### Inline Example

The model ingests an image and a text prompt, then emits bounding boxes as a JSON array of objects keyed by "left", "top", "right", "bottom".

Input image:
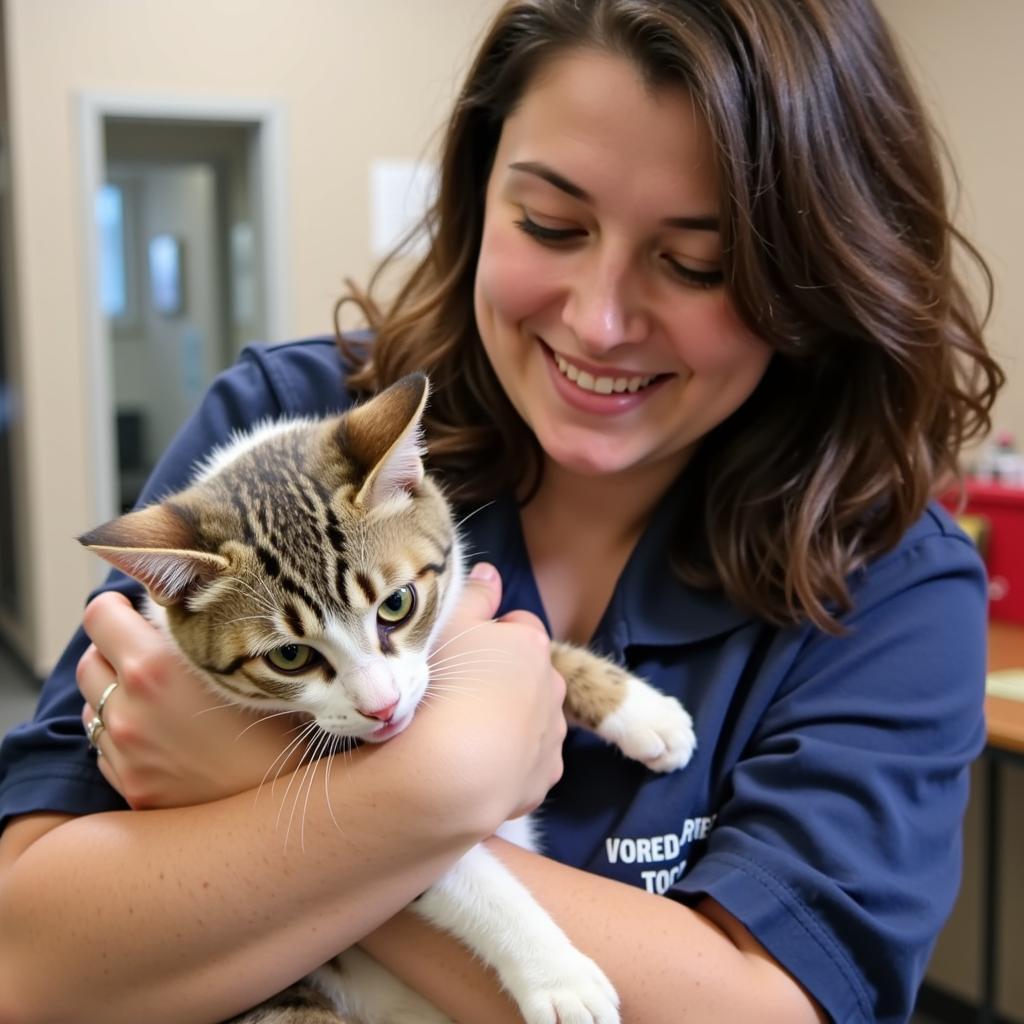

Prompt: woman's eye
[
  {"left": 662, "top": 253, "right": 724, "bottom": 289},
  {"left": 265, "top": 644, "right": 316, "bottom": 673},
  {"left": 377, "top": 585, "right": 416, "bottom": 626},
  {"left": 514, "top": 211, "right": 585, "bottom": 244}
]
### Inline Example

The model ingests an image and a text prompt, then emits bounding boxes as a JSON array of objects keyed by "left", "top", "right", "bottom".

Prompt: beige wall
[
  {"left": 879, "top": 0, "right": 1023, "bottom": 447},
  {"left": 1, "top": 0, "right": 499, "bottom": 674},
  {"left": 6, "top": 0, "right": 1017, "bottom": 676},
  {"left": 877, "top": 3, "right": 1024, "bottom": 1014}
]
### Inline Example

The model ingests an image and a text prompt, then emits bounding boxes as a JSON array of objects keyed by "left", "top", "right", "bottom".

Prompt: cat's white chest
[{"left": 494, "top": 814, "right": 539, "bottom": 853}]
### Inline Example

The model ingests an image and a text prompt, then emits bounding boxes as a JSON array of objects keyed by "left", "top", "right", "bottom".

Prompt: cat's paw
[
  {"left": 506, "top": 949, "right": 620, "bottom": 1024},
  {"left": 597, "top": 684, "right": 696, "bottom": 773}
]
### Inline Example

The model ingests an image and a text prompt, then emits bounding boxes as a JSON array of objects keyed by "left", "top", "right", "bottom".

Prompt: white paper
[{"left": 370, "top": 159, "right": 436, "bottom": 259}]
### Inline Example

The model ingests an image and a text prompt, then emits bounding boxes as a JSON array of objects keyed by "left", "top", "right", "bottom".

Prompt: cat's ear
[
  {"left": 78, "top": 503, "right": 229, "bottom": 607},
  {"left": 343, "top": 374, "right": 430, "bottom": 510}
]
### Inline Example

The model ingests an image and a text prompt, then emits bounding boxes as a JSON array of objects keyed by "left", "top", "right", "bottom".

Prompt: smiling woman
[
  {"left": 474, "top": 51, "right": 771, "bottom": 486},
  {"left": 0, "top": 2, "right": 1006, "bottom": 1023},
  {"left": 344, "top": 0, "right": 1001, "bottom": 634}
]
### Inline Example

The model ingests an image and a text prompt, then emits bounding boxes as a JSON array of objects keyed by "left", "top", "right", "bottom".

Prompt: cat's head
[{"left": 79, "top": 374, "right": 463, "bottom": 743}]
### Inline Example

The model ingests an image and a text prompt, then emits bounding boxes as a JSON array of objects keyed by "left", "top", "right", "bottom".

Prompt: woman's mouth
[{"left": 551, "top": 352, "right": 661, "bottom": 395}]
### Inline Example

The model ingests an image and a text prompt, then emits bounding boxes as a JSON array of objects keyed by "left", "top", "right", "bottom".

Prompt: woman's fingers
[
  {"left": 76, "top": 591, "right": 309, "bottom": 809},
  {"left": 78, "top": 647, "right": 130, "bottom": 793},
  {"left": 81, "top": 591, "right": 165, "bottom": 679},
  {"left": 421, "top": 564, "right": 569, "bottom": 827},
  {"left": 82, "top": 700, "right": 126, "bottom": 792}
]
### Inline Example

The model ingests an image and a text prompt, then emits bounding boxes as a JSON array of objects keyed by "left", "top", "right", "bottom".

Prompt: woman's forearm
[
  {"left": 361, "top": 837, "right": 826, "bottom": 1023},
  {"left": 0, "top": 742, "right": 486, "bottom": 1024}
]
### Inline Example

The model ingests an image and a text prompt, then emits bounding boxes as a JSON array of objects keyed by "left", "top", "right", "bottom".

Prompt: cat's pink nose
[{"left": 362, "top": 699, "right": 400, "bottom": 723}]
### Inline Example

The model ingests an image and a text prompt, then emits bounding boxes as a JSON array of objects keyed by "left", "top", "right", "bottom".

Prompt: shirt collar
[
  {"left": 460, "top": 479, "right": 753, "bottom": 653},
  {"left": 612, "top": 475, "right": 753, "bottom": 648}
]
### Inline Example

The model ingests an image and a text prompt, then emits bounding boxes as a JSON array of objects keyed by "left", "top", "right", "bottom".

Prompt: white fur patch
[
  {"left": 597, "top": 683, "right": 697, "bottom": 773},
  {"left": 316, "top": 948, "right": 452, "bottom": 1024},
  {"left": 191, "top": 417, "right": 323, "bottom": 485},
  {"left": 414, "top": 845, "right": 620, "bottom": 1023}
]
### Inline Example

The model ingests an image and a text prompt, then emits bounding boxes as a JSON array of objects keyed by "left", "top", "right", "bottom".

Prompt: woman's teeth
[{"left": 553, "top": 353, "right": 657, "bottom": 394}]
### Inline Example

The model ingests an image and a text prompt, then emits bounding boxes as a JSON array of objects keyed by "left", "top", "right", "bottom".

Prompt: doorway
[{"left": 79, "top": 97, "right": 287, "bottom": 525}]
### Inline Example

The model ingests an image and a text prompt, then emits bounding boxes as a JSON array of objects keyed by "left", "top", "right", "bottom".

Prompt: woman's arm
[
  {"left": 361, "top": 837, "right": 826, "bottom": 1023},
  {"left": 0, "top": 754, "right": 476, "bottom": 1024},
  {"left": 0, "top": 574, "right": 567, "bottom": 1024}
]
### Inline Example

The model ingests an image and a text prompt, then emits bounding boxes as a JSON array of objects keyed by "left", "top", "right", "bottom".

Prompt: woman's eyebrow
[
  {"left": 663, "top": 214, "right": 719, "bottom": 232},
  {"left": 507, "top": 161, "right": 719, "bottom": 231},
  {"left": 509, "top": 160, "right": 589, "bottom": 200}
]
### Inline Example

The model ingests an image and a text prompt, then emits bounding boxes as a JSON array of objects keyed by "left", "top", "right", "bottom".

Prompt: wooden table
[
  {"left": 979, "top": 621, "right": 1024, "bottom": 1024},
  {"left": 986, "top": 621, "right": 1024, "bottom": 753}
]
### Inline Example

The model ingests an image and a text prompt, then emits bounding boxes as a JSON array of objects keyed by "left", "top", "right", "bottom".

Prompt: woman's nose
[{"left": 562, "top": 256, "right": 650, "bottom": 354}]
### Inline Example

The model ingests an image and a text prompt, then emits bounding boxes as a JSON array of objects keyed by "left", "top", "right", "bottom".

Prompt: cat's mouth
[{"left": 364, "top": 711, "right": 413, "bottom": 742}]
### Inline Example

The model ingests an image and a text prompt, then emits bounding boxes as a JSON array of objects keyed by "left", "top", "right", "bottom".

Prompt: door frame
[{"left": 76, "top": 93, "right": 288, "bottom": 527}]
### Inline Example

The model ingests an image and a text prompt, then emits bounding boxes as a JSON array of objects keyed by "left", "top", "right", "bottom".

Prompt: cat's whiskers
[
  {"left": 259, "top": 719, "right": 318, "bottom": 805},
  {"left": 234, "top": 570, "right": 278, "bottom": 608},
  {"left": 213, "top": 577, "right": 273, "bottom": 604},
  {"left": 429, "top": 657, "right": 515, "bottom": 674},
  {"left": 297, "top": 727, "right": 333, "bottom": 852},
  {"left": 427, "top": 621, "right": 494, "bottom": 661},
  {"left": 427, "top": 647, "right": 508, "bottom": 668},
  {"left": 264, "top": 723, "right": 317, "bottom": 802},
  {"left": 223, "top": 613, "right": 279, "bottom": 628},
  {"left": 323, "top": 735, "right": 347, "bottom": 835},
  {"left": 300, "top": 725, "right": 344, "bottom": 849},
  {"left": 254, "top": 569, "right": 281, "bottom": 610},
  {"left": 428, "top": 675, "right": 483, "bottom": 692},
  {"left": 428, "top": 666, "right": 516, "bottom": 689},
  {"left": 276, "top": 723, "right": 323, "bottom": 837},
  {"left": 233, "top": 707, "right": 302, "bottom": 741},
  {"left": 427, "top": 681, "right": 493, "bottom": 696},
  {"left": 454, "top": 500, "right": 495, "bottom": 532},
  {"left": 419, "top": 690, "right": 468, "bottom": 710},
  {"left": 215, "top": 576, "right": 279, "bottom": 616},
  {"left": 423, "top": 686, "right": 484, "bottom": 707},
  {"left": 426, "top": 682, "right": 484, "bottom": 699},
  {"left": 336, "top": 734, "right": 357, "bottom": 778},
  {"left": 190, "top": 700, "right": 241, "bottom": 719}
]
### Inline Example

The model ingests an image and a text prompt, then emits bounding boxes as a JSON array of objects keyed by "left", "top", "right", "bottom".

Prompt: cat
[{"left": 80, "top": 373, "right": 697, "bottom": 1024}]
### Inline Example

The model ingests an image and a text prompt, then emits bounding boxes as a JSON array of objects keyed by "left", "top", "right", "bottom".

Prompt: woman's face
[{"left": 474, "top": 49, "right": 773, "bottom": 484}]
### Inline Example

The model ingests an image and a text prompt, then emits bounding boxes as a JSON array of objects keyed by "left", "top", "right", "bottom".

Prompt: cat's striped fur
[{"left": 81, "top": 374, "right": 696, "bottom": 1024}]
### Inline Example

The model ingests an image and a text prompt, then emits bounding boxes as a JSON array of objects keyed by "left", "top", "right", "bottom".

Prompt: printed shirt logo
[{"left": 604, "top": 814, "right": 717, "bottom": 894}]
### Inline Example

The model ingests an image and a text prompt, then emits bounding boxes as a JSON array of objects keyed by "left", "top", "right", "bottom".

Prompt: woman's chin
[{"left": 538, "top": 436, "right": 641, "bottom": 479}]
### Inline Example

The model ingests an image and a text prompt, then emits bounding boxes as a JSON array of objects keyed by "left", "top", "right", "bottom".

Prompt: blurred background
[{"left": 0, "top": 1, "right": 1020, "bottom": 1020}]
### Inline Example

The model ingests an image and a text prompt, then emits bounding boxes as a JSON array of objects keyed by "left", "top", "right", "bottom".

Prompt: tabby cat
[{"left": 80, "top": 374, "right": 696, "bottom": 1024}]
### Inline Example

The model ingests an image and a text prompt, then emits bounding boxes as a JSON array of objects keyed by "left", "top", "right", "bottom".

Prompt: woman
[{"left": 0, "top": 1, "right": 1003, "bottom": 1021}]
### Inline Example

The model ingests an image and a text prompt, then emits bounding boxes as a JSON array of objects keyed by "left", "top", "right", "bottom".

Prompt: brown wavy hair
[{"left": 335, "top": 0, "right": 1003, "bottom": 631}]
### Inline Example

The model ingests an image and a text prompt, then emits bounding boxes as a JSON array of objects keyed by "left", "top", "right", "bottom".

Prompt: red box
[{"left": 941, "top": 482, "right": 1024, "bottom": 624}]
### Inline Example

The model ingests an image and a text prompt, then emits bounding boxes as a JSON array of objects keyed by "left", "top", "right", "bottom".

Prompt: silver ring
[
  {"left": 96, "top": 681, "right": 119, "bottom": 722},
  {"left": 86, "top": 716, "right": 106, "bottom": 748}
]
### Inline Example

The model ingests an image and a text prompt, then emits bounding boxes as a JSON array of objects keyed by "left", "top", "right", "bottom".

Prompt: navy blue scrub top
[{"left": 0, "top": 337, "right": 988, "bottom": 1023}]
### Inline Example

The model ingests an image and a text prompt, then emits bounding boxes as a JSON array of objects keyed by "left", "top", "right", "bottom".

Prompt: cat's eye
[
  {"left": 265, "top": 643, "right": 316, "bottom": 673},
  {"left": 377, "top": 585, "right": 416, "bottom": 626}
]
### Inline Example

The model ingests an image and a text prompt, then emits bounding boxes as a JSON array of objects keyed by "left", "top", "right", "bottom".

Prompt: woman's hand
[
  {"left": 77, "top": 592, "right": 303, "bottom": 809},
  {"left": 408, "top": 563, "right": 568, "bottom": 830},
  {"left": 77, "top": 564, "right": 566, "bottom": 826}
]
